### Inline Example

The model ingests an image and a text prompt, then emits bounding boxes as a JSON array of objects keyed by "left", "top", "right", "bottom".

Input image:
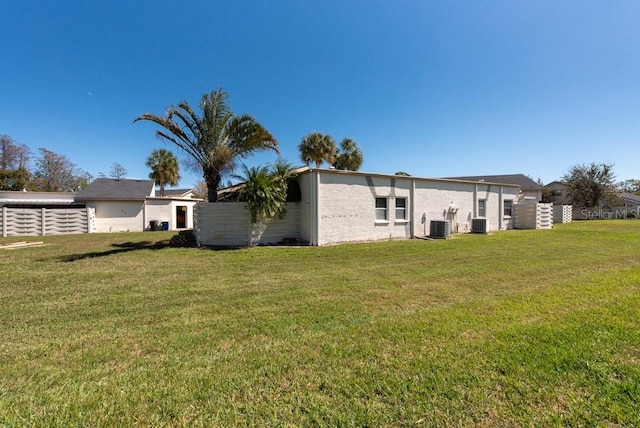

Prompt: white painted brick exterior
[
  {"left": 317, "top": 173, "right": 412, "bottom": 245},
  {"left": 195, "top": 202, "right": 300, "bottom": 246},
  {"left": 192, "top": 169, "right": 519, "bottom": 247},
  {"left": 312, "top": 170, "right": 518, "bottom": 245}
]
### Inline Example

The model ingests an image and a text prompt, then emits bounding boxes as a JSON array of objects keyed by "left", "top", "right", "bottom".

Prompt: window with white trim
[
  {"left": 375, "top": 197, "right": 388, "bottom": 221},
  {"left": 395, "top": 197, "right": 407, "bottom": 220},
  {"left": 503, "top": 200, "right": 513, "bottom": 217},
  {"left": 478, "top": 199, "right": 486, "bottom": 217}
]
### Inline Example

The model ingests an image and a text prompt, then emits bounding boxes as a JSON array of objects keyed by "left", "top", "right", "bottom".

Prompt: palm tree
[
  {"left": 298, "top": 131, "right": 336, "bottom": 168},
  {"left": 146, "top": 148, "right": 180, "bottom": 196},
  {"left": 134, "top": 88, "right": 278, "bottom": 202},
  {"left": 236, "top": 164, "right": 287, "bottom": 224},
  {"left": 333, "top": 138, "right": 363, "bottom": 171}
]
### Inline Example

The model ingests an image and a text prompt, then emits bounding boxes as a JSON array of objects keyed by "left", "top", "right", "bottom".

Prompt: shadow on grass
[
  {"left": 56, "top": 238, "right": 248, "bottom": 262},
  {"left": 58, "top": 240, "right": 172, "bottom": 262}
]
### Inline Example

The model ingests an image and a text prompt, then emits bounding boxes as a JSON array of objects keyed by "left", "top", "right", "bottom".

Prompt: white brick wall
[
  {"left": 313, "top": 171, "right": 519, "bottom": 245},
  {"left": 317, "top": 173, "right": 412, "bottom": 245},
  {"left": 195, "top": 202, "right": 300, "bottom": 246}
]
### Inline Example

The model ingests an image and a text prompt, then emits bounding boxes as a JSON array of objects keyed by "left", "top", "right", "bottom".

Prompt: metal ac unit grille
[
  {"left": 430, "top": 220, "right": 451, "bottom": 238},
  {"left": 471, "top": 218, "right": 487, "bottom": 233}
]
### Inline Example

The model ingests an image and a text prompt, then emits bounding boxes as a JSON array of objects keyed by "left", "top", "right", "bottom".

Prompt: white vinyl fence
[
  {"left": 194, "top": 202, "right": 300, "bottom": 246},
  {"left": 514, "top": 203, "right": 553, "bottom": 229},
  {"left": 553, "top": 205, "right": 573, "bottom": 223},
  {"left": 1, "top": 207, "right": 95, "bottom": 237}
]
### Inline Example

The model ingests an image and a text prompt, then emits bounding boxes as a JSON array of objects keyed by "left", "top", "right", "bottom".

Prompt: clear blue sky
[{"left": 2, "top": 1, "right": 639, "bottom": 188}]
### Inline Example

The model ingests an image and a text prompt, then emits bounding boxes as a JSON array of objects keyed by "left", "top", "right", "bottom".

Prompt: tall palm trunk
[{"left": 204, "top": 168, "right": 221, "bottom": 202}]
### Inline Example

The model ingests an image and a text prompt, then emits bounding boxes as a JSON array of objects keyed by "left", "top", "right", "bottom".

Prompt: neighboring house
[
  {"left": 445, "top": 174, "right": 544, "bottom": 202},
  {"left": 545, "top": 181, "right": 570, "bottom": 205},
  {"left": 75, "top": 178, "right": 202, "bottom": 232},
  {"left": 163, "top": 188, "right": 198, "bottom": 199},
  {"left": 196, "top": 168, "right": 520, "bottom": 246},
  {"left": 620, "top": 192, "right": 640, "bottom": 208},
  {"left": 545, "top": 181, "right": 640, "bottom": 208}
]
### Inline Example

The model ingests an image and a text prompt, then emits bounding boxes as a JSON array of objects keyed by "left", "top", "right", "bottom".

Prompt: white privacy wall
[
  {"left": 195, "top": 202, "right": 300, "bottom": 246},
  {"left": 1, "top": 207, "right": 94, "bottom": 237}
]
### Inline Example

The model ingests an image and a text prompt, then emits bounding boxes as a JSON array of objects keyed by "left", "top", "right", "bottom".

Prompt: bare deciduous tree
[
  {"left": 109, "top": 163, "right": 128, "bottom": 179},
  {"left": 32, "top": 148, "right": 91, "bottom": 192}
]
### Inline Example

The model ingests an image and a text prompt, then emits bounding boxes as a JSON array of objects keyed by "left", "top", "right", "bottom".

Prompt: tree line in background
[
  {"left": 0, "top": 134, "right": 181, "bottom": 195},
  {"left": 0, "top": 135, "right": 92, "bottom": 192}
]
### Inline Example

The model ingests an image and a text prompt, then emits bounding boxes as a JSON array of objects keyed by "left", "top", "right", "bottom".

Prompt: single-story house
[
  {"left": 196, "top": 168, "right": 520, "bottom": 246},
  {"left": 446, "top": 174, "right": 544, "bottom": 202},
  {"left": 75, "top": 178, "right": 203, "bottom": 233}
]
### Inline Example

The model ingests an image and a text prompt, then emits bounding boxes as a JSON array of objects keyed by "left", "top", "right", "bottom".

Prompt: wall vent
[
  {"left": 429, "top": 220, "right": 451, "bottom": 238},
  {"left": 471, "top": 218, "right": 487, "bottom": 233}
]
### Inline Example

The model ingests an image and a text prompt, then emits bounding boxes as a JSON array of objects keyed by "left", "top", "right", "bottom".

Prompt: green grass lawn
[{"left": 1, "top": 221, "right": 639, "bottom": 426}]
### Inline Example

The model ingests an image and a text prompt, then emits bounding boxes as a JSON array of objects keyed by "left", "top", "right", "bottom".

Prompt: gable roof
[
  {"left": 162, "top": 188, "right": 193, "bottom": 197},
  {"left": 545, "top": 180, "right": 569, "bottom": 188},
  {"left": 622, "top": 192, "right": 640, "bottom": 206},
  {"left": 444, "top": 174, "right": 543, "bottom": 190},
  {"left": 75, "top": 178, "right": 155, "bottom": 201}
]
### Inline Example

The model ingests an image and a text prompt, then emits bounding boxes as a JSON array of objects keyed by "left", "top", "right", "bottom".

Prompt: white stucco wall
[
  {"left": 145, "top": 199, "right": 199, "bottom": 230},
  {"left": 145, "top": 199, "right": 172, "bottom": 227},
  {"left": 85, "top": 198, "right": 200, "bottom": 233},
  {"left": 86, "top": 201, "right": 145, "bottom": 233}
]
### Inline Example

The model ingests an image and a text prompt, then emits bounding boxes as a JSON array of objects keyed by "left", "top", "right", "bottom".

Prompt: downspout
[
  {"left": 308, "top": 171, "right": 312, "bottom": 245},
  {"left": 473, "top": 184, "right": 478, "bottom": 218},
  {"left": 143, "top": 199, "right": 148, "bottom": 231},
  {"left": 410, "top": 178, "right": 416, "bottom": 238},
  {"left": 499, "top": 186, "right": 504, "bottom": 230},
  {"left": 2, "top": 206, "right": 6, "bottom": 237},
  {"left": 314, "top": 170, "right": 320, "bottom": 245}
]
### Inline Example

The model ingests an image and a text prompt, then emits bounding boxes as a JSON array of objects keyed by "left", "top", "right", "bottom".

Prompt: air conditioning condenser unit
[
  {"left": 430, "top": 220, "right": 451, "bottom": 238},
  {"left": 471, "top": 218, "right": 487, "bottom": 234}
]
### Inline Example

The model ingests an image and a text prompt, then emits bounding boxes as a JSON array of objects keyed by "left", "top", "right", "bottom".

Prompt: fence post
[
  {"left": 41, "top": 208, "right": 46, "bottom": 236},
  {"left": 2, "top": 206, "right": 6, "bottom": 237}
]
